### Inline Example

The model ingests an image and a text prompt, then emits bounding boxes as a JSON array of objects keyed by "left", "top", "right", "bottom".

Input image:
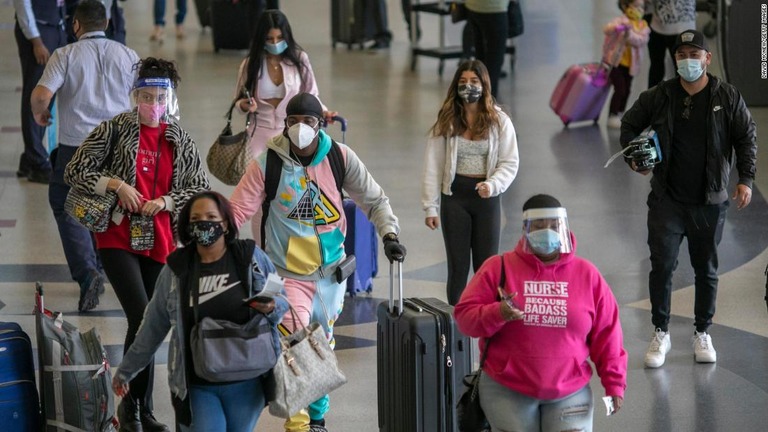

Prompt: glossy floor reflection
[{"left": 1, "top": 1, "right": 768, "bottom": 431}]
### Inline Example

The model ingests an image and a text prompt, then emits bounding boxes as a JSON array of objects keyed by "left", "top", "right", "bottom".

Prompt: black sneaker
[
  {"left": 78, "top": 271, "right": 104, "bottom": 312},
  {"left": 27, "top": 169, "right": 51, "bottom": 184}
]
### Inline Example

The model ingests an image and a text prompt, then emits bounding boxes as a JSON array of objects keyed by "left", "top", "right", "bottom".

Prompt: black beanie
[
  {"left": 286, "top": 92, "right": 323, "bottom": 119},
  {"left": 522, "top": 194, "right": 562, "bottom": 211}
]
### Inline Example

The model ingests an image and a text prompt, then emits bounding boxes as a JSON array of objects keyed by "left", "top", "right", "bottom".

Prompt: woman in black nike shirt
[{"left": 112, "top": 191, "right": 289, "bottom": 431}]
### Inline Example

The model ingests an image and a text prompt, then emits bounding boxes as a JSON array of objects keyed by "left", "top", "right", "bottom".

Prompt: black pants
[
  {"left": 609, "top": 65, "right": 632, "bottom": 115},
  {"left": 647, "top": 193, "right": 728, "bottom": 333},
  {"left": 441, "top": 175, "right": 501, "bottom": 305},
  {"left": 466, "top": 10, "right": 508, "bottom": 98},
  {"left": 647, "top": 29, "right": 677, "bottom": 88},
  {"left": 14, "top": 22, "right": 66, "bottom": 173},
  {"left": 100, "top": 248, "right": 165, "bottom": 408}
]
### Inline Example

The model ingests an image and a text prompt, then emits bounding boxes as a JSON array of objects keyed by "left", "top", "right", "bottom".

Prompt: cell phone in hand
[{"left": 242, "top": 86, "right": 252, "bottom": 104}]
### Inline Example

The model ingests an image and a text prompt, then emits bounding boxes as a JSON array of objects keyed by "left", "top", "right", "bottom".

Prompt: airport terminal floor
[{"left": 2, "top": 1, "right": 768, "bottom": 431}]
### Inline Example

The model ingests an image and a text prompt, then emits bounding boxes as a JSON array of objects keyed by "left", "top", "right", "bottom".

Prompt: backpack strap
[{"left": 259, "top": 141, "right": 346, "bottom": 249}]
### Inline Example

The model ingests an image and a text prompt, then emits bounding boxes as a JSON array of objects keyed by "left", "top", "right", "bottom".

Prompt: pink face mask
[{"left": 138, "top": 103, "right": 166, "bottom": 123}]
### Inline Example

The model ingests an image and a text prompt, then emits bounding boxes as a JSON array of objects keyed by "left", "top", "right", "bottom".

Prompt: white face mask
[{"left": 287, "top": 123, "right": 318, "bottom": 150}]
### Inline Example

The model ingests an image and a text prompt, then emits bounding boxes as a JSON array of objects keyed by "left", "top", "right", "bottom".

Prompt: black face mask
[
  {"left": 458, "top": 84, "right": 483, "bottom": 103},
  {"left": 188, "top": 221, "right": 225, "bottom": 246}
]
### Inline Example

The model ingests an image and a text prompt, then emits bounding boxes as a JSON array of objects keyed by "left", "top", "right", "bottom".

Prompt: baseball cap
[
  {"left": 286, "top": 92, "right": 324, "bottom": 119},
  {"left": 673, "top": 29, "right": 709, "bottom": 52}
]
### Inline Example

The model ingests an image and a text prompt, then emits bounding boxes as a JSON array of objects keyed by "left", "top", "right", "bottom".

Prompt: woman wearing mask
[
  {"left": 65, "top": 57, "right": 209, "bottom": 432},
  {"left": 454, "top": 194, "right": 627, "bottom": 431},
  {"left": 421, "top": 60, "right": 519, "bottom": 305},
  {"left": 113, "top": 191, "right": 289, "bottom": 431},
  {"left": 232, "top": 9, "right": 336, "bottom": 241}
]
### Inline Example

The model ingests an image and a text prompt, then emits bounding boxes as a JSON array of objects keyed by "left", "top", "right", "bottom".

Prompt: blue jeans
[
  {"left": 49, "top": 145, "right": 100, "bottom": 289},
  {"left": 183, "top": 378, "right": 266, "bottom": 432},
  {"left": 480, "top": 373, "right": 594, "bottom": 432},
  {"left": 154, "top": 0, "right": 187, "bottom": 26}
]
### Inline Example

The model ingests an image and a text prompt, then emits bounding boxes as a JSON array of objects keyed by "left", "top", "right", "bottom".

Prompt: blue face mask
[
  {"left": 526, "top": 229, "right": 561, "bottom": 255},
  {"left": 676, "top": 58, "right": 705, "bottom": 82},
  {"left": 265, "top": 40, "right": 288, "bottom": 56}
]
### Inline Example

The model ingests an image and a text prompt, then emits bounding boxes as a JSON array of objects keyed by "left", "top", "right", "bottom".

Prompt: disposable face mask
[
  {"left": 676, "top": 58, "right": 705, "bottom": 82},
  {"left": 526, "top": 229, "right": 561, "bottom": 255},
  {"left": 287, "top": 123, "right": 319, "bottom": 150},
  {"left": 265, "top": 40, "right": 288, "bottom": 55},
  {"left": 138, "top": 103, "right": 165, "bottom": 123},
  {"left": 457, "top": 84, "right": 483, "bottom": 103},
  {"left": 189, "top": 221, "right": 225, "bottom": 247},
  {"left": 625, "top": 6, "right": 643, "bottom": 21}
]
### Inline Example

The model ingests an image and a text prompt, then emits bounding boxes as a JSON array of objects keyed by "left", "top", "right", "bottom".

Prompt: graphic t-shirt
[{"left": 187, "top": 252, "right": 250, "bottom": 384}]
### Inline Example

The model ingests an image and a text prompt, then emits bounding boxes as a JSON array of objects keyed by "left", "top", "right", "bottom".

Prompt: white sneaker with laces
[
  {"left": 644, "top": 329, "right": 671, "bottom": 368},
  {"left": 693, "top": 331, "right": 717, "bottom": 363}
]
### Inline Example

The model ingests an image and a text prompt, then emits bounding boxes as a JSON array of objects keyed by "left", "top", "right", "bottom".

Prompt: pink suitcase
[{"left": 549, "top": 62, "right": 611, "bottom": 127}]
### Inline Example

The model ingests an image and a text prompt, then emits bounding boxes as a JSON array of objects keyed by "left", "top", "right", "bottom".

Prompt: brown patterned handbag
[{"left": 206, "top": 99, "right": 254, "bottom": 186}]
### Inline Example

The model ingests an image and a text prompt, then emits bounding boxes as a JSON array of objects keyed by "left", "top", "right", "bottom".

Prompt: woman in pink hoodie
[{"left": 454, "top": 194, "right": 627, "bottom": 431}]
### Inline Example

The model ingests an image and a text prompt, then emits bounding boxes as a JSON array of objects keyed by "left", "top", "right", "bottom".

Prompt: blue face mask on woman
[
  {"left": 676, "top": 58, "right": 705, "bottom": 82},
  {"left": 526, "top": 229, "right": 561, "bottom": 255},
  {"left": 265, "top": 40, "right": 288, "bottom": 56}
]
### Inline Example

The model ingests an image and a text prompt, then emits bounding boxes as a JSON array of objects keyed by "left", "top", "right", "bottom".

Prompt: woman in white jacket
[{"left": 422, "top": 59, "right": 519, "bottom": 305}]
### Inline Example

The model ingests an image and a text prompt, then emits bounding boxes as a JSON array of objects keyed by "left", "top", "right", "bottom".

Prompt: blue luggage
[
  {"left": 0, "top": 322, "right": 40, "bottom": 432},
  {"left": 343, "top": 199, "right": 378, "bottom": 296}
]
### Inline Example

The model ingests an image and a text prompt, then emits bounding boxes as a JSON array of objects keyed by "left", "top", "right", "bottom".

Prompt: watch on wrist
[{"left": 383, "top": 233, "right": 399, "bottom": 243}]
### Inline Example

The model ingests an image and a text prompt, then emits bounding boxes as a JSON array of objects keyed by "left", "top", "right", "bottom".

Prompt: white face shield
[
  {"left": 521, "top": 207, "right": 573, "bottom": 256},
  {"left": 131, "top": 77, "right": 179, "bottom": 124}
]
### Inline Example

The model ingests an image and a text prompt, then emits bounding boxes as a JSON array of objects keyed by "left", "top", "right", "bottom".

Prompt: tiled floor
[{"left": 2, "top": 1, "right": 768, "bottom": 431}]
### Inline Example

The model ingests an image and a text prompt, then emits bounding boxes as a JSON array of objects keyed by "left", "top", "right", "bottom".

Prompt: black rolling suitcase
[
  {"left": 210, "top": 0, "right": 258, "bottom": 52},
  {"left": 331, "top": 0, "right": 376, "bottom": 49},
  {"left": 376, "top": 262, "right": 472, "bottom": 432},
  {"left": 193, "top": 0, "right": 211, "bottom": 29},
  {"left": 721, "top": 0, "right": 768, "bottom": 106}
]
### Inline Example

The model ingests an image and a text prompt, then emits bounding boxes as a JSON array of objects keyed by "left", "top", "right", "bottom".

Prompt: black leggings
[
  {"left": 466, "top": 10, "right": 508, "bottom": 98},
  {"left": 100, "top": 248, "right": 164, "bottom": 408},
  {"left": 441, "top": 175, "right": 501, "bottom": 305},
  {"left": 647, "top": 29, "right": 678, "bottom": 88}
]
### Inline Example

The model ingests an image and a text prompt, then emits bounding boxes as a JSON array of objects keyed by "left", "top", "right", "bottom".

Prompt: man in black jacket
[{"left": 620, "top": 29, "right": 757, "bottom": 369}]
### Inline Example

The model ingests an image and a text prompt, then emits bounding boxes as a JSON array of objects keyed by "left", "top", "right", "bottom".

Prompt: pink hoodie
[{"left": 454, "top": 233, "right": 627, "bottom": 400}]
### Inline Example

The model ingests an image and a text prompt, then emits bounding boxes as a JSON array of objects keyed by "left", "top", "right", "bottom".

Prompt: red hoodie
[{"left": 454, "top": 233, "right": 627, "bottom": 400}]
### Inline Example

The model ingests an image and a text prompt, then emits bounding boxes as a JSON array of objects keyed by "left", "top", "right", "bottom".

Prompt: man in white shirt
[{"left": 30, "top": 0, "right": 139, "bottom": 313}]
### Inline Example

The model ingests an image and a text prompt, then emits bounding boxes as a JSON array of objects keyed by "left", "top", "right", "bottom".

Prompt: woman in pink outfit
[
  {"left": 231, "top": 9, "right": 336, "bottom": 241},
  {"left": 454, "top": 194, "right": 627, "bottom": 432}
]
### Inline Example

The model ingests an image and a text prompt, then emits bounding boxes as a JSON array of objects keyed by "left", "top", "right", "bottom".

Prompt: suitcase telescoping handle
[
  {"left": 388, "top": 261, "right": 404, "bottom": 316},
  {"left": 323, "top": 115, "right": 347, "bottom": 142}
]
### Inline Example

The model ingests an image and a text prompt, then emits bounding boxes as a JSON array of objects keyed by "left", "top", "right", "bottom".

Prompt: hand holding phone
[{"left": 498, "top": 287, "right": 524, "bottom": 321}]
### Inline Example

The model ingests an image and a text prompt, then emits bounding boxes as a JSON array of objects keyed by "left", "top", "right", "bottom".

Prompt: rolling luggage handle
[
  {"left": 323, "top": 115, "right": 347, "bottom": 142},
  {"left": 388, "top": 261, "right": 404, "bottom": 316}
]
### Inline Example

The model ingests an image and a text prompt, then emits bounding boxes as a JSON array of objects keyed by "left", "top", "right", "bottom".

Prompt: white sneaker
[
  {"left": 693, "top": 331, "right": 717, "bottom": 363},
  {"left": 607, "top": 114, "right": 622, "bottom": 129},
  {"left": 644, "top": 329, "right": 671, "bottom": 368}
]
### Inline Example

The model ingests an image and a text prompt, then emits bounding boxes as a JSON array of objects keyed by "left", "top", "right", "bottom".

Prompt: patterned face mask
[
  {"left": 457, "top": 84, "right": 483, "bottom": 103},
  {"left": 188, "top": 221, "right": 225, "bottom": 246}
]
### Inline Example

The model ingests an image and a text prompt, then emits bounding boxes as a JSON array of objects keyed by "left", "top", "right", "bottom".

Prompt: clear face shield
[
  {"left": 522, "top": 207, "right": 573, "bottom": 256},
  {"left": 131, "top": 77, "right": 179, "bottom": 124}
]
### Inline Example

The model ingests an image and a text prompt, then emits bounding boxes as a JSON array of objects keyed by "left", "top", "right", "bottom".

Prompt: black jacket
[{"left": 620, "top": 74, "right": 757, "bottom": 205}]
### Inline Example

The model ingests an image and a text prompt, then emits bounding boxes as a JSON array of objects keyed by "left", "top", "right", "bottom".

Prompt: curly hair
[
  {"left": 135, "top": 57, "right": 181, "bottom": 88},
  {"left": 429, "top": 60, "right": 500, "bottom": 139},
  {"left": 243, "top": 9, "right": 306, "bottom": 95}
]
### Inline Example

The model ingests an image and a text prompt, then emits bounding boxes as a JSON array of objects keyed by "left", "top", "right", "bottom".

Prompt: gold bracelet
[{"left": 115, "top": 181, "right": 125, "bottom": 193}]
